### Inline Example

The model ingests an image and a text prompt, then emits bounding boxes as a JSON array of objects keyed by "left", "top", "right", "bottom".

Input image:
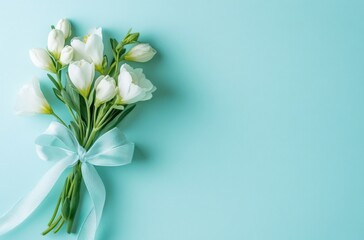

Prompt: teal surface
[{"left": 0, "top": 0, "right": 364, "bottom": 239}]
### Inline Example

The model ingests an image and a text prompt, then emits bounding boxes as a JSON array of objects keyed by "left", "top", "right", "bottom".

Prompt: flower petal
[
  {"left": 71, "top": 38, "right": 92, "bottom": 62},
  {"left": 85, "top": 34, "right": 104, "bottom": 66}
]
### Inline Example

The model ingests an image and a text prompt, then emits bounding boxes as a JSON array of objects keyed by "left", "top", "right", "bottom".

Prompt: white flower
[
  {"left": 59, "top": 46, "right": 74, "bottom": 65},
  {"left": 15, "top": 79, "right": 52, "bottom": 115},
  {"left": 48, "top": 29, "right": 65, "bottom": 59},
  {"left": 68, "top": 60, "right": 95, "bottom": 98},
  {"left": 71, "top": 28, "right": 104, "bottom": 70},
  {"left": 95, "top": 75, "right": 116, "bottom": 106},
  {"left": 56, "top": 18, "right": 72, "bottom": 39},
  {"left": 124, "top": 43, "right": 156, "bottom": 62},
  {"left": 117, "top": 64, "right": 156, "bottom": 104},
  {"left": 29, "top": 48, "right": 56, "bottom": 73}
]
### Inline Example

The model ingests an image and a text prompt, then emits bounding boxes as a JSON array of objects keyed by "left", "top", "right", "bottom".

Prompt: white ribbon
[{"left": 0, "top": 121, "right": 134, "bottom": 239}]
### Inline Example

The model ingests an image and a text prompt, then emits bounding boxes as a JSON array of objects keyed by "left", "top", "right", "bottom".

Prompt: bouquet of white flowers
[{"left": 0, "top": 18, "right": 157, "bottom": 240}]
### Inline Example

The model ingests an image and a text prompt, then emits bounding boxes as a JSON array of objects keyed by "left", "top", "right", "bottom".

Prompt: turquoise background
[{"left": 0, "top": 0, "right": 364, "bottom": 239}]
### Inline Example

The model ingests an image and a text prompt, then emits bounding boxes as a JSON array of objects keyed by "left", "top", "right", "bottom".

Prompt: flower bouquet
[{"left": 0, "top": 19, "right": 156, "bottom": 240}]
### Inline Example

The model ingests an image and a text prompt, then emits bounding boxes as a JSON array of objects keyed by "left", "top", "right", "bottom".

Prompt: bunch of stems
[{"left": 42, "top": 46, "right": 126, "bottom": 235}]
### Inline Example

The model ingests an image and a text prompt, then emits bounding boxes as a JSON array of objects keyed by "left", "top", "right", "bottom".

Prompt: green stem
[
  {"left": 55, "top": 68, "right": 80, "bottom": 124},
  {"left": 67, "top": 105, "right": 78, "bottom": 123},
  {"left": 84, "top": 128, "right": 98, "bottom": 150},
  {"left": 67, "top": 181, "right": 75, "bottom": 198},
  {"left": 66, "top": 162, "right": 82, "bottom": 233},
  {"left": 93, "top": 105, "right": 99, "bottom": 128},
  {"left": 107, "top": 44, "right": 125, "bottom": 78},
  {"left": 98, "top": 108, "right": 112, "bottom": 127},
  {"left": 84, "top": 104, "right": 117, "bottom": 149},
  {"left": 107, "top": 62, "right": 116, "bottom": 75},
  {"left": 94, "top": 104, "right": 105, "bottom": 126},
  {"left": 48, "top": 192, "right": 62, "bottom": 226},
  {"left": 56, "top": 69, "right": 63, "bottom": 89},
  {"left": 51, "top": 111, "right": 67, "bottom": 126},
  {"left": 67, "top": 219, "right": 74, "bottom": 233},
  {"left": 83, "top": 96, "right": 92, "bottom": 146},
  {"left": 112, "top": 51, "right": 120, "bottom": 79},
  {"left": 53, "top": 219, "right": 65, "bottom": 234},
  {"left": 97, "top": 101, "right": 118, "bottom": 127},
  {"left": 42, "top": 215, "right": 62, "bottom": 235}
]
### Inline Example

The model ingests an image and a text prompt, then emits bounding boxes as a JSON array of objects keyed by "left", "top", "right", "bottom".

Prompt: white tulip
[
  {"left": 68, "top": 60, "right": 95, "bottom": 98},
  {"left": 15, "top": 79, "right": 52, "bottom": 115},
  {"left": 71, "top": 28, "right": 104, "bottom": 70},
  {"left": 117, "top": 64, "right": 156, "bottom": 104},
  {"left": 124, "top": 43, "right": 156, "bottom": 62},
  {"left": 95, "top": 75, "right": 116, "bottom": 106},
  {"left": 56, "top": 18, "right": 72, "bottom": 39},
  {"left": 48, "top": 29, "right": 65, "bottom": 59},
  {"left": 59, "top": 46, "right": 74, "bottom": 65},
  {"left": 29, "top": 48, "right": 56, "bottom": 73}
]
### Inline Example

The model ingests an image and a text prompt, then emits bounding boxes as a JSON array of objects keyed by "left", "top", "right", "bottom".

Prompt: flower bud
[
  {"left": 122, "top": 32, "right": 139, "bottom": 45},
  {"left": 29, "top": 48, "right": 56, "bottom": 73},
  {"left": 48, "top": 29, "right": 65, "bottom": 59},
  {"left": 60, "top": 46, "right": 74, "bottom": 65},
  {"left": 15, "top": 79, "right": 52, "bottom": 115},
  {"left": 71, "top": 28, "right": 104, "bottom": 69},
  {"left": 124, "top": 43, "right": 156, "bottom": 62},
  {"left": 117, "top": 63, "right": 156, "bottom": 104},
  {"left": 95, "top": 75, "right": 116, "bottom": 106},
  {"left": 56, "top": 18, "right": 72, "bottom": 39},
  {"left": 68, "top": 60, "right": 95, "bottom": 98}
]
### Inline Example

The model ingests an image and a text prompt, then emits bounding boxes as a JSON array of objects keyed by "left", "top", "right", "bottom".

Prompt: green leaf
[
  {"left": 121, "top": 32, "right": 139, "bottom": 46},
  {"left": 100, "top": 110, "right": 120, "bottom": 133},
  {"left": 62, "top": 177, "right": 71, "bottom": 200},
  {"left": 61, "top": 197, "right": 71, "bottom": 220},
  {"left": 101, "top": 104, "right": 136, "bottom": 133},
  {"left": 112, "top": 49, "right": 117, "bottom": 61},
  {"left": 69, "top": 189, "right": 80, "bottom": 219},
  {"left": 87, "top": 90, "right": 95, "bottom": 106},
  {"left": 110, "top": 38, "right": 118, "bottom": 51},
  {"left": 69, "top": 173, "right": 81, "bottom": 218},
  {"left": 47, "top": 51, "right": 58, "bottom": 70},
  {"left": 69, "top": 121, "right": 80, "bottom": 142},
  {"left": 65, "top": 76, "right": 81, "bottom": 114},
  {"left": 118, "top": 48, "right": 126, "bottom": 60},
  {"left": 61, "top": 89, "right": 76, "bottom": 110},
  {"left": 113, "top": 104, "right": 125, "bottom": 110},
  {"left": 109, "top": 57, "right": 116, "bottom": 67},
  {"left": 79, "top": 100, "right": 88, "bottom": 123},
  {"left": 47, "top": 74, "right": 60, "bottom": 89},
  {"left": 118, "top": 104, "right": 136, "bottom": 122},
  {"left": 102, "top": 55, "right": 108, "bottom": 70},
  {"left": 115, "top": 43, "right": 124, "bottom": 52},
  {"left": 53, "top": 88, "right": 63, "bottom": 102},
  {"left": 78, "top": 119, "right": 86, "bottom": 141}
]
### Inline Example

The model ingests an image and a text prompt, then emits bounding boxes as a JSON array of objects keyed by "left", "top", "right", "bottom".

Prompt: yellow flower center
[
  {"left": 42, "top": 104, "right": 53, "bottom": 115},
  {"left": 83, "top": 35, "right": 90, "bottom": 43}
]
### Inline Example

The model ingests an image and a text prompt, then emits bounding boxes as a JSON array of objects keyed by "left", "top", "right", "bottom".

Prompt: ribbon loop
[
  {"left": 35, "top": 122, "right": 80, "bottom": 162},
  {"left": 85, "top": 127, "right": 135, "bottom": 166},
  {"left": 0, "top": 121, "right": 134, "bottom": 240}
]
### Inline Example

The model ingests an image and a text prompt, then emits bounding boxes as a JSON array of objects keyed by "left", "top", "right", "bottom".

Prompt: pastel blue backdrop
[{"left": 0, "top": 0, "right": 363, "bottom": 239}]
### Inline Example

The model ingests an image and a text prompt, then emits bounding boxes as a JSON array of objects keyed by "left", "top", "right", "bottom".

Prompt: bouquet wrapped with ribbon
[{"left": 0, "top": 19, "right": 157, "bottom": 240}]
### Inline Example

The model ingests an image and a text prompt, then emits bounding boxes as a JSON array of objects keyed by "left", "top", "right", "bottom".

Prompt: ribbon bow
[{"left": 0, "top": 121, "right": 134, "bottom": 239}]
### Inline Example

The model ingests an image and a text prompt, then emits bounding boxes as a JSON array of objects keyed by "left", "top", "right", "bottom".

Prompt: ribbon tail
[
  {"left": 78, "top": 163, "right": 106, "bottom": 240},
  {"left": 77, "top": 208, "right": 96, "bottom": 240},
  {"left": 0, "top": 158, "right": 74, "bottom": 234}
]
